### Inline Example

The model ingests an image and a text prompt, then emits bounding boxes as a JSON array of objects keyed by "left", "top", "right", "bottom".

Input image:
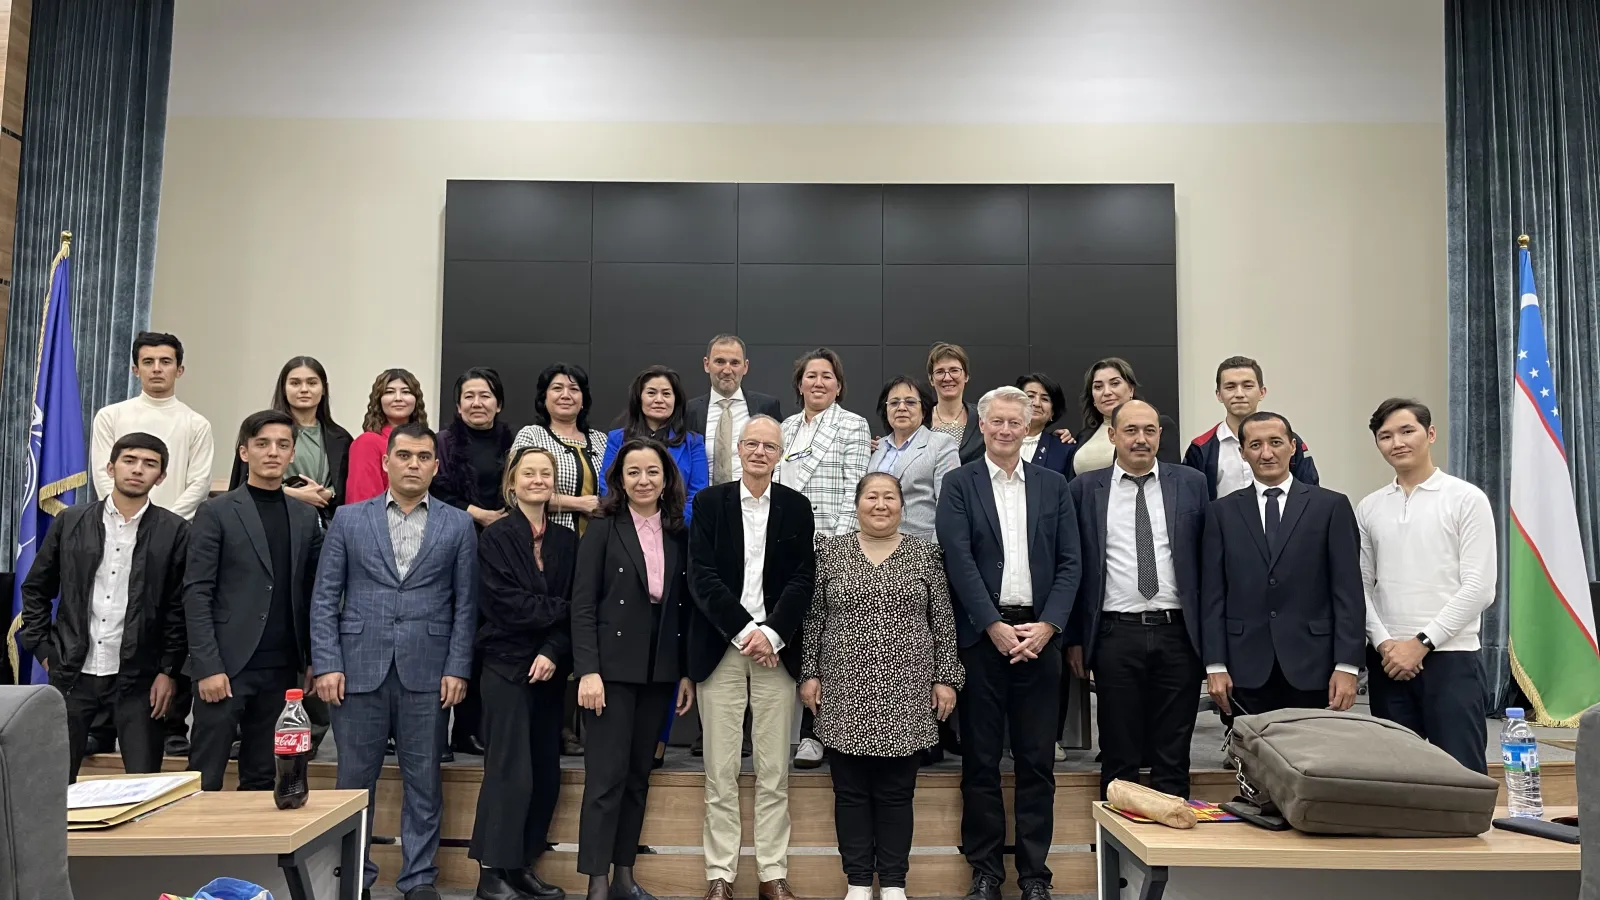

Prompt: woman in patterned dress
[{"left": 799, "top": 471, "right": 964, "bottom": 900}]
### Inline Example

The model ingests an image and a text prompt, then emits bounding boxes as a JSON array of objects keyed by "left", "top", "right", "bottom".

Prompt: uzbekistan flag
[{"left": 1508, "top": 239, "right": 1600, "bottom": 725}]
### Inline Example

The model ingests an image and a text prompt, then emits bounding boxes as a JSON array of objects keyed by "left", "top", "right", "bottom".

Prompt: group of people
[{"left": 19, "top": 331, "right": 1496, "bottom": 900}]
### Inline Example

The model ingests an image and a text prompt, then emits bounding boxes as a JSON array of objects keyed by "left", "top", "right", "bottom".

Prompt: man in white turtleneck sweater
[{"left": 91, "top": 332, "right": 215, "bottom": 520}]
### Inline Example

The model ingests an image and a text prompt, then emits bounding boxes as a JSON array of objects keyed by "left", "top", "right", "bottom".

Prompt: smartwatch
[{"left": 1416, "top": 632, "right": 1435, "bottom": 651}]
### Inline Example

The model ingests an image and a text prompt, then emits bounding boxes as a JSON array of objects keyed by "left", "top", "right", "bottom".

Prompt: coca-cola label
[{"left": 275, "top": 728, "right": 312, "bottom": 755}]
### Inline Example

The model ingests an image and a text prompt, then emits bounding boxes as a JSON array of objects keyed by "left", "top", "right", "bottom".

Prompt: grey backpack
[{"left": 1228, "top": 708, "right": 1499, "bottom": 837}]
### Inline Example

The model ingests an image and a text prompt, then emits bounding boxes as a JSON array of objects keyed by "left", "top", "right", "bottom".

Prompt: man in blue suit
[
  {"left": 1065, "top": 400, "right": 1208, "bottom": 799},
  {"left": 311, "top": 423, "right": 477, "bottom": 900},
  {"left": 936, "top": 386, "right": 1079, "bottom": 900}
]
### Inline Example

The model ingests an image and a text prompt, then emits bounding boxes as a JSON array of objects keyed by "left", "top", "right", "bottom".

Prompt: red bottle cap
[{"left": 286, "top": 689, "right": 304, "bottom": 702}]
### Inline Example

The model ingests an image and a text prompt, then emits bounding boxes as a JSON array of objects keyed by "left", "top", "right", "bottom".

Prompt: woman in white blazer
[
  {"left": 866, "top": 376, "right": 959, "bottom": 541},
  {"left": 777, "top": 348, "right": 872, "bottom": 537}
]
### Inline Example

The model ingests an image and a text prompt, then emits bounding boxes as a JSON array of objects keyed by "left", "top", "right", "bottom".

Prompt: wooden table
[
  {"left": 1092, "top": 802, "right": 1580, "bottom": 900},
  {"left": 69, "top": 789, "right": 368, "bottom": 900}
]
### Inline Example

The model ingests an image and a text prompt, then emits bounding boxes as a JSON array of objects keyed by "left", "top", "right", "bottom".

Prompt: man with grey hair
[
  {"left": 936, "top": 386, "right": 1080, "bottom": 900},
  {"left": 687, "top": 335, "right": 785, "bottom": 485},
  {"left": 687, "top": 414, "right": 817, "bottom": 900}
]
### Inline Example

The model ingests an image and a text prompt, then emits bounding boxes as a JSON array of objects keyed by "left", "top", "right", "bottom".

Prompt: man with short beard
[{"left": 22, "top": 433, "right": 189, "bottom": 782}]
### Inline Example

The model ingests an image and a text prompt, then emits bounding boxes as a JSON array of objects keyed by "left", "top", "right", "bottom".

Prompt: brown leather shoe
[
  {"left": 758, "top": 879, "right": 796, "bottom": 900},
  {"left": 704, "top": 879, "right": 734, "bottom": 900}
]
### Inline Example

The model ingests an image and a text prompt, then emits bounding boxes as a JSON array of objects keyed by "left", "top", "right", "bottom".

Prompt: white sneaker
[
  {"left": 1054, "top": 742, "right": 1067, "bottom": 762},
  {"left": 880, "top": 888, "right": 907, "bottom": 900},
  {"left": 794, "top": 737, "right": 825, "bottom": 769},
  {"left": 844, "top": 886, "right": 875, "bottom": 900}
]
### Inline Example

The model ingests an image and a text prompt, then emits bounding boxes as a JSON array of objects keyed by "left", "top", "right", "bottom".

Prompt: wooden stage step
[{"left": 81, "top": 756, "right": 1577, "bottom": 896}]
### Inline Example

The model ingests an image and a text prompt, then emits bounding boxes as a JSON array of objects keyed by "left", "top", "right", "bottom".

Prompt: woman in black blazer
[
  {"left": 469, "top": 446, "right": 577, "bottom": 900},
  {"left": 572, "top": 437, "right": 695, "bottom": 900},
  {"left": 228, "top": 355, "right": 353, "bottom": 525}
]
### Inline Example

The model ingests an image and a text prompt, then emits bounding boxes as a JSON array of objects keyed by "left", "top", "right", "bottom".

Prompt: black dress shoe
[
  {"left": 440, "top": 748, "right": 456, "bottom": 763},
  {"left": 406, "top": 884, "right": 444, "bottom": 900},
  {"left": 608, "top": 884, "right": 657, "bottom": 900},
  {"left": 453, "top": 735, "right": 487, "bottom": 756},
  {"left": 478, "top": 867, "right": 536, "bottom": 900},
  {"left": 507, "top": 867, "right": 566, "bottom": 900},
  {"left": 386, "top": 737, "right": 397, "bottom": 756},
  {"left": 965, "top": 873, "right": 1002, "bottom": 900},
  {"left": 165, "top": 735, "right": 190, "bottom": 757},
  {"left": 84, "top": 734, "right": 109, "bottom": 756},
  {"left": 1019, "top": 879, "right": 1053, "bottom": 900}
]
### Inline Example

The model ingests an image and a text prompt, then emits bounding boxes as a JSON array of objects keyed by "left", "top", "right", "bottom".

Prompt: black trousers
[
  {"left": 164, "top": 673, "right": 193, "bottom": 741},
  {"left": 828, "top": 749, "right": 919, "bottom": 888},
  {"left": 958, "top": 639, "right": 1061, "bottom": 885},
  {"left": 1367, "top": 648, "right": 1488, "bottom": 774},
  {"left": 56, "top": 673, "right": 164, "bottom": 782},
  {"left": 471, "top": 664, "right": 566, "bottom": 868},
  {"left": 451, "top": 653, "right": 484, "bottom": 747},
  {"left": 189, "top": 666, "right": 298, "bottom": 791},
  {"left": 1229, "top": 660, "right": 1326, "bottom": 718},
  {"left": 577, "top": 680, "right": 674, "bottom": 875},
  {"left": 1093, "top": 615, "right": 1202, "bottom": 799}
]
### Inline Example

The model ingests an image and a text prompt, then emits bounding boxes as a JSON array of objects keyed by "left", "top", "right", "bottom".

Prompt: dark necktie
[
  {"left": 1130, "top": 472, "right": 1158, "bottom": 599},
  {"left": 1264, "top": 486, "right": 1284, "bottom": 550}
]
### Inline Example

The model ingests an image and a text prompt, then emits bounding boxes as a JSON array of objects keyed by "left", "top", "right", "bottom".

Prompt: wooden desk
[
  {"left": 1092, "top": 802, "right": 1579, "bottom": 900},
  {"left": 70, "top": 789, "right": 368, "bottom": 900}
]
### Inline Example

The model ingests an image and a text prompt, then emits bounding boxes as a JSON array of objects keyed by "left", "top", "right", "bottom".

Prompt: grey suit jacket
[
  {"left": 309, "top": 494, "right": 478, "bottom": 694},
  {"left": 183, "top": 487, "right": 323, "bottom": 679},
  {"left": 866, "top": 426, "right": 959, "bottom": 540}
]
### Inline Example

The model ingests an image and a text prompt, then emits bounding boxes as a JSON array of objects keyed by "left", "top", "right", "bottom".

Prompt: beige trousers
[{"left": 699, "top": 645, "right": 795, "bottom": 883}]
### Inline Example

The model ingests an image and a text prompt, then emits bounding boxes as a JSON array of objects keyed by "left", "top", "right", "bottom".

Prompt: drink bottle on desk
[
  {"left": 1500, "top": 707, "right": 1542, "bottom": 819},
  {"left": 274, "top": 689, "right": 312, "bottom": 810}
]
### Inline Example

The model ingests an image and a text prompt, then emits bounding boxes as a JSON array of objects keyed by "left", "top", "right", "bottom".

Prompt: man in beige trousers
[{"left": 686, "top": 417, "right": 817, "bottom": 900}]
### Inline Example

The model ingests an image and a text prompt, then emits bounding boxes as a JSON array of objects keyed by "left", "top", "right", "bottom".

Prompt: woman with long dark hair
[
  {"left": 572, "top": 438, "right": 695, "bottom": 900},
  {"left": 229, "top": 356, "right": 353, "bottom": 525},
  {"left": 470, "top": 446, "right": 576, "bottom": 900},
  {"left": 436, "top": 366, "right": 516, "bottom": 529},
  {"left": 599, "top": 365, "right": 708, "bottom": 525},
  {"left": 513, "top": 363, "right": 607, "bottom": 536},
  {"left": 1070, "top": 357, "right": 1178, "bottom": 475},
  {"left": 344, "top": 368, "right": 428, "bottom": 504}
]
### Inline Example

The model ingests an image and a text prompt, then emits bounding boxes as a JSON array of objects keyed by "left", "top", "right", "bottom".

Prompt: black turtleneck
[
  {"left": 463, "top": 424, "right": 506, "bottom": 510},
  {"left": 246, "top": 483, "right": 297, "bottom": 670}
]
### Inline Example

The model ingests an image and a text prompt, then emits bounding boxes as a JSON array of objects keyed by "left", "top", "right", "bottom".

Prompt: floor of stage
[{"left": 316, "top": 695, "right": 1576, "bottom": 774}]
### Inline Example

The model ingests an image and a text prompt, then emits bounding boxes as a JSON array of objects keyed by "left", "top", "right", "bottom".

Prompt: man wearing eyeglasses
[{"left": 686, "top": 416, "right": 817, "bottom": 900}]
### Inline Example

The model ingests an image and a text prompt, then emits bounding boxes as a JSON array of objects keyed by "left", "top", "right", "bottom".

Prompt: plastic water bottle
[{"left": 1500, "top": 707, "right": 1542, "bottom": 818}]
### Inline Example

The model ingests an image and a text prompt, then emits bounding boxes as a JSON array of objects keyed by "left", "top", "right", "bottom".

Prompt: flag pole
[{"left": 1517, "top": 234, "right": 1529, "bottom": 249}]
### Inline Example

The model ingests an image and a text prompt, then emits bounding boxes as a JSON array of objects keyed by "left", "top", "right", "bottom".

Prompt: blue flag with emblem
[{"left": 9, "top": 233, "right": 87, "bottom": 685}]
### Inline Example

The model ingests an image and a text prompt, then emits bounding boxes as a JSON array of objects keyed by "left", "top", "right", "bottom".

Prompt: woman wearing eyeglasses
[{"left": 865, "top": 376, "right": 959, "bottom": 541}]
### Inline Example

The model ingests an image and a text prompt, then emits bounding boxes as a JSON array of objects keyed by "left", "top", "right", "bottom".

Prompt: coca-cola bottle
[{"left": 273, "top": 688, "right": 312, "bottom": 810}]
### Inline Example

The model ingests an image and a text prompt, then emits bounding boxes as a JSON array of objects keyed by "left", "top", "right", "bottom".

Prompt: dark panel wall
[{"left": 442, "top": 181, "right": 1177, "bottom": 436}]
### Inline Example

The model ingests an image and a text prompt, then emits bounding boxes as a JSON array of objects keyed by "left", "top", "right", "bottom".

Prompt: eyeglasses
[
  {"left": 740, "top": 440, "right": 781, "bottom": 454},
  {"left": 931, "top": 367, "right": 965, "bottom": 379},
  {"left": 885, "top": 398, "right": 922, "bottom": 409}
]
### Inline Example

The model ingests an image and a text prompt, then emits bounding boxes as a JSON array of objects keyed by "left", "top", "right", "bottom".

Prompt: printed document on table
[{"left": 67, "top": 774, "right": 194, "bottom": 809}]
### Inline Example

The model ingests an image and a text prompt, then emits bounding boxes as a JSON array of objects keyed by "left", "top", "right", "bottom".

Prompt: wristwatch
[{"left": 1416, "top": 632, "right": 1435, "bottom": 650}]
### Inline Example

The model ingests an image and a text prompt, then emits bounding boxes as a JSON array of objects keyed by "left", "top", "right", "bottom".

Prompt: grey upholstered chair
[
  {"left": 1581, "top": 703, "right": 1599, "bottom": 899},
  {"left": 0, "top": 684, "right": 74, "bottom": 900}
]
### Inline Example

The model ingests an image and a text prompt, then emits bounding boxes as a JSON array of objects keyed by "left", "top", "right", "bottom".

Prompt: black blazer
[
  {"left": 182, "top": 487, "right": 323, "bottom": 679},
  {"left": 20, "top": 500, "right": 189, "bottom": 685},
  {"left": 956, "top": 401, "right": 985, "bottom": 464},
  {"left": 476, "top": 509, "right": 576, "bottom": 674},
  {"left": 686, "top": 480, "right": 816, "bottom": 682},
  {"left": 571, "top": 512, "right": 690, "bottom": 684},
  {"left": 686, "top": 390, "right": 784, "bottom": 435},
  {"left": 1199, "top": 480, "right": 1364, "bottom": 692},
  {"left": 228, "top": 420, "right": 354, "bottom": 527},
  {"left": 1065, "top": 464, "right": 1209, "bottom": 666},
  {"left": 935, "top": 459, "right": 1081, "bottom": 649}
]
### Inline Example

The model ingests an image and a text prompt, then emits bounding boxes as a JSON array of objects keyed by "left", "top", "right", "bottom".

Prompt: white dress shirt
[
  {"left": 1215, "top": 421, "right": 1253, "bottom": 497},
  {"left": 733, "top": 480, "right": 785, "bottom": 652},
  {"left": 986, "top": 455, "right": 1033, "bottom": 607},
  {"left": 83, "top": 498, "right": 150, "bottom": 676},
  {"left": 1103, "top": 463, "right": 1180, "bottom": 613},
  {"left": 779, "top": 411, "right": 824, "bottom": 490},
  {"left": 1357, "top": 468, "right": 1496, "bottom": 652},
  {"left": 705, "top": 388, "right": 749, "bottom": 483},
  {"left": 1020, "top": 433, "right": 1042, "bottom": 465},
  {"left": 1206, "top": 475, "right": 1358, "bottom": 677}
]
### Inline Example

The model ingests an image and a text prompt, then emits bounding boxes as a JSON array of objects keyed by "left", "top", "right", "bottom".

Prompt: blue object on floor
[{"left": 195, "top": 877, "right": 273, "bottom": 900}]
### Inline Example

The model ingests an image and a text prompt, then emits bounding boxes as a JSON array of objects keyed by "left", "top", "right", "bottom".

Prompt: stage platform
[{"left": 82, "top": 701, "right": 1580, "bottom": 897}]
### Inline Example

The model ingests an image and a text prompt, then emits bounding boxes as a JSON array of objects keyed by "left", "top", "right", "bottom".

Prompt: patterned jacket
[
  {"left": 776, "top": 403, "right": 872, "bottom": 536},
  {"left": 511, "top": 423, "right": 608, "bottom": 531}
]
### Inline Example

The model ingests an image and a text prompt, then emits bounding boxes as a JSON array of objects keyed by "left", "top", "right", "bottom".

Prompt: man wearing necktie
[
  {"left": 685, "top": 335, "right": 784, "bottom": 486},
  {"left": 1065, "top": 400, "right": 1209, "bottom": 799},
  {"left": 1200, "top": 412, "right": 1364, "bottom": 718}
]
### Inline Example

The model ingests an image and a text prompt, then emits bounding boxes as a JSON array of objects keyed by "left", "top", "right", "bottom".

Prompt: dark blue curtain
[
  {"left": 0, "top": 0, "right": 173, "bottom": 569},
  {"left": 1447, "top": 0, "right": 1600, "bottom": 707}
]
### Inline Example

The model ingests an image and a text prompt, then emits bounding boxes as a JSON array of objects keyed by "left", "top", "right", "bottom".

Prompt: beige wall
[{"left": 151, "top": 119, "right": 1445, "bottom": 493}]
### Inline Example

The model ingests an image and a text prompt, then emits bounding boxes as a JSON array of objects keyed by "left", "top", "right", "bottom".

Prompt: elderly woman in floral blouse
[{"left": 799, "top": 471, "right": 964, "bottom": 900}]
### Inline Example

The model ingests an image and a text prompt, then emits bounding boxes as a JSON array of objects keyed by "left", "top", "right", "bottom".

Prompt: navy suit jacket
[
  {"left": 309, "top": 494, "right": 478, "bottom": 694},
  {"left": 935, "top": 458, "right": 1081, "bottom": 649},
  {"left": 1064, "top": 463, "right": 1208, "bottom": 666},
  {"left": 1027, "top": 432, "right": 1077, "bottom": 479}
]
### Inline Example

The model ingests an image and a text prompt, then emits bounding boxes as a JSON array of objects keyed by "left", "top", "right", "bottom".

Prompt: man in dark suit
[
  {"left": 936, "top": 386, "right": 1079, "bottom": 900},
  {"left": 687, "top": 415, "right": 815, "bottom": 900},
  {"left": 1066, "top": 400, "right": 1208, "bottom": 799},
  {"left": 1201, "top": 411, "right": 1363, "bottom": 718},
  {"left": 184, "top": 410, "right": 323, "bottom": 792},
  {"left": 312, "top": 423, "right": 477, "bottom": 900},
  {"left": 686, "top": 334, "right": 783, "bottom": 486}
]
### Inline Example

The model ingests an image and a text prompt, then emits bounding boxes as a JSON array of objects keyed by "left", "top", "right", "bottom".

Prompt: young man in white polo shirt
[{"left": 1357, "top": 398, "right": 1496, "bottom": 774}]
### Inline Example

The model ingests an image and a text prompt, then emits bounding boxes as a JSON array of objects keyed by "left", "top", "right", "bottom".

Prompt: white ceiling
[{"left": 169, "top": 0, "right": 1444, "bottom": 123}]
